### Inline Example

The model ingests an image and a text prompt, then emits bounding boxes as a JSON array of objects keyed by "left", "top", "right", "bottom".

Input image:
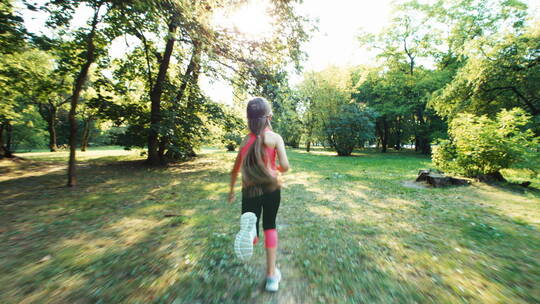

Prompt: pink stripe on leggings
[{"left": 264, "top": 229, "right": 278, "bottom": 248}]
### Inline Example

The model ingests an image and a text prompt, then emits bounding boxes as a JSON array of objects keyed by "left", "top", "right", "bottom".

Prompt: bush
[
  {"left": 432, "top": 108, "right": 539, "bottom": 178},
  {"left": 324, "top": 103, "right": 376, "bottom": 156},
  {"left": 223, "top": 132, "right": 243, "bottom": 151},
  {"left": 432, "top": 139, "right": 460, "bottom": 173}
]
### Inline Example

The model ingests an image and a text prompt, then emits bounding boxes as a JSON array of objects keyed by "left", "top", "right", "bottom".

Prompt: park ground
[{"left": 1, "top": 147, "right": 539, "bottom": 304}]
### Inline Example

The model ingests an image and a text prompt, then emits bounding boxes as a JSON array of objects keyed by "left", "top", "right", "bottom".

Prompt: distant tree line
[{"left": 1, "top": 0, "right": 537, "bottom": 183}]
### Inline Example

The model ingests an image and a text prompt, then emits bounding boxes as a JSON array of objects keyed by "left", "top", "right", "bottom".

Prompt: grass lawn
[{"left": 1, "top": 147, "right": 539, "bottom": 303}]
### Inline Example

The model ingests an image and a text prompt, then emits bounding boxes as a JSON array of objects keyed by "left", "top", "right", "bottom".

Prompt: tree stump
[{"left": 416, "top": 170, "right": 470, "bottom": 187}]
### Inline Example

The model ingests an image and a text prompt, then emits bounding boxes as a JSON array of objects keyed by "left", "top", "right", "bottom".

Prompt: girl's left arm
[{"left": 228, "top": 136, "right": 248, "bottom": 203}]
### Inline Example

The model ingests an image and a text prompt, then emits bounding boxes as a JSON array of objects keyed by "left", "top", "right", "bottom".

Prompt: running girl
[{"left": 228, "top": 97, "right": 290, "bottom": 292}]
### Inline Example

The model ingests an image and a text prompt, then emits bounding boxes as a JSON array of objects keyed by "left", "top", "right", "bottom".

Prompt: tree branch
[
  {"left": 130, "top": 27, "right": 155, "bottom": 90},
  {"left": 482, "top": 86, "right": 538, "bottom": 115}
]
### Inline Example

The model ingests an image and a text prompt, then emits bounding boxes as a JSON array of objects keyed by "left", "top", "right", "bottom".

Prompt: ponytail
[{"left": 242, "top": 98, "right": 278, "bottom": 197}]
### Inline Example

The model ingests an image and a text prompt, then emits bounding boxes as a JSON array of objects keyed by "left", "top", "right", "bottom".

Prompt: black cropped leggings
[{"left": 241, "top": 188, "right": 281, "bottom": 237}]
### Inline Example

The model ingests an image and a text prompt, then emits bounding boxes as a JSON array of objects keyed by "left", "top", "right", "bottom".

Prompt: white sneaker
[
  {"left": 265, "top": 268, "right": 281, "bottom": 292},
  {"left": 234, "top": 212, "right": 257, "bottom": 261}
]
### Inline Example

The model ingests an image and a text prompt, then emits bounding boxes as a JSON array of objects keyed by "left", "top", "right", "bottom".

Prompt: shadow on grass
[{"left": 0, "top": 153, "right": 231, "bottom": 303}]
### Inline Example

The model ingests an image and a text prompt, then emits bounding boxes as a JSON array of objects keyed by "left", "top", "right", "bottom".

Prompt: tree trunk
[
  {"left": 416, "top": 170, "right": 469, "bottom": 187},
  {"left": 48, "top": 105, "right": 58, "bottom": 152},
  {"left": 161, "top": 39, "right": 202, "bottom": 162},
  {"left": 158, "top": 137, "right": 167, "bottom": 160},
  {"left": 414, "top": 114, "right": 421, "bottom": 152},
  {"left": 375, "top": 121, "right": 382, "bottom": 151},
  {"left": 81, "top": 119, "right": 92, "bottom": 152},
  {"left": 5, "top": 120, "right": 13, "bottom": 158},
  {"left": 381, "top": 117, "right": 388, "bottom": 153},
  {"left": 147, "top": 21, "right": 177, "bottom": 166},
  {"left": 175, "top": 40, "right": 202, "bottom": 103},
  {"left": 421, "top": 138, "right": 431, "bottom": 155},
  {"left": 415, "top": 108, "right": 431, "bottom": 155},
  {"left": 0, "top": 123, "right": 4, "bottom": 157},
  {"left": 37, "top": 102, "right": 58, "bottom": 152},
  {"left": 394, "top": 116, "right": 401, "bottom": 150},
  {"left": 305, "top": 121, "right": 313, "bottom": 152},
  {"left": 67, "top": 6, "right": 101, "bottom": 187}
]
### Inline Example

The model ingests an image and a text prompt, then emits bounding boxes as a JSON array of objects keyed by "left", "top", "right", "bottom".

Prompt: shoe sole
[{"left": 234, "top": 212, "right": 257, "bottom": 261}]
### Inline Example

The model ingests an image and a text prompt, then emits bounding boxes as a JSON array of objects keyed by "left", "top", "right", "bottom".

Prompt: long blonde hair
[{"left": 242, "top": 97, "right": 278, "bottom": 197}]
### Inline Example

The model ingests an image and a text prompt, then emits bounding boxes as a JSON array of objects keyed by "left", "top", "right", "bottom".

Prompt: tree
[
  {"left": 325, "top": 103, "right": 376, "bottom": 156},
  {"left": 248, "top": 69, "right": 302, "bottom": 147},
  {"left": 430, "top": 22, "right": 540, "bottom": 132},
  {"left": 66, "top": 3, "right": 105, "bottom": 186},
  {"left": 42, "top": 0, "right": 122, "bottom": 186},
  {"left": 0, "top": 0, "right": 30, "bottom": 158},
  {"left": 274, "top": 96, "right": 303, "bottom": 148},
  {"left": 297, "top": 66, "right": 376, "bottom": 155},
  {"left": 0, "top": 52, "right": 28, "bottom": 157},
  {"left": 98, "top": 0, "right": 312, "bottom": 164},
  {"left": 358, "top": 8, "right": 441, "bottom": 154},
  {"left": 146, "top": 8, "right": 178, "bottom": 165},
  {"left": 25, "top": 50, "right": 73, "bottom": 152},
  {"left": 353, "top": 0, "right": 531, "bottom": 154},
  {"left": 297, "top": 71, "right": 326, "bottom": 152}
]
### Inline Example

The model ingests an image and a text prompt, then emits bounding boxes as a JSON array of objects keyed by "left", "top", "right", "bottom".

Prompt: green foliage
[
  {"left": 0, "top": 0, "right": 28, "bottom": 54},
  {"left": 325, "top": 103, "right": 376, "bottom": 156},
  {"left": 354, "top": 0, "right": 533, "bottom": 155},
  {"left": 430, "top": 22, "right": 540, "bottom": 122},
  {"left": 213, "top": 103, "right": 245, "bottom": 152},
  {"left": 0, "top": 49, "right": 53, "bottom": 119},
  {"left": 432, "top": 108, "right": 539, "bottom": 177},
  {"left": 431, "top": 139, "right": 460, "bottom": 174},
  {"left": 354, "top": 66, "right": 447, "bottom": 153},
  {"left": 298, "top": 66, "right": 364, "bottom": 153},
  {"left": 223, "top": 132, "right": 242, "bottom": 151},
  {"left": 11, "top": 106, "right": 48, "bottom": 150},
  {"left": 273, "top": 96, "right": 303, "bottom": 148}
]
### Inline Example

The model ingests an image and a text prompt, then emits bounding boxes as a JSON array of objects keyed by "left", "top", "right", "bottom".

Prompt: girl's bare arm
[
  {"left": 275, "top": 135, "right": 289, "bottom": 172},
  {"left": 228, "top": 136, "right": 249, "bottom": 203}
]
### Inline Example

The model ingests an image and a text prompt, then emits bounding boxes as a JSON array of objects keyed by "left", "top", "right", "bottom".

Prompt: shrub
[
  {"left": 432, "top": 139, "right": 460, "bottom": 173},
  {"left": 223, "top": 132, "right": 243, "bottom": 151},
  {"left": 432, "top": 108, "right": 539, "bottom": 178},
  {"left": 324, "top": 103, "right": 376, "bottom": 156}
]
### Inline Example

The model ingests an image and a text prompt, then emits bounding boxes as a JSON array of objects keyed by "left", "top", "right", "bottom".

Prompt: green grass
[{"left": 1, "top": 148, "right": 539, "bottom": 303}]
